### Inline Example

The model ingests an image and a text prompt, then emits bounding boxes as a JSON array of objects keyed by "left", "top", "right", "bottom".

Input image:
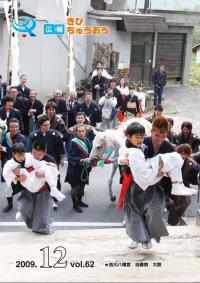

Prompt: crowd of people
[{"left": 0, "top": 64, "right": 200, "bottom": 248}]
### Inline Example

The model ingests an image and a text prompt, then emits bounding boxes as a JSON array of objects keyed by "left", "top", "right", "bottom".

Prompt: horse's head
[
  {"left": 0, "top": 119, "right": 7, "bottom": 133},
  {"left": 0, "top": 119, "right": 7, "bottom": 143},
  {"left": 90, "top": 131, "right": 110, "bottom": 160}
]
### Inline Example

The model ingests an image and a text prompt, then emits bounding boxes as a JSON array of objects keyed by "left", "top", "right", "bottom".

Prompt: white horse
[
  {"left": 89, "top": 117, "right": 152, "bottom": 202},
  {"left": 0, "top": 119, "right": 7, "bottom": 143}
]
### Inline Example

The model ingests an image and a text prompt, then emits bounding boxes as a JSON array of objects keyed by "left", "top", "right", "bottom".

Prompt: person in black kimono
[
  {"left": 17, "top": 75, "right": 30, "bottom": 99},
  {"left": 175, "top": 121, "right": 200, "bottom": 153},
  {"left": 177, "top": 144, "right": 200, "bottom": 185},
  {"left": 15, "top": 140, "right": 56, "bottom": 234},
  {"left": 175, "top": 144, "right": 200, "bottom": 225},
  {"left": 143, "top": 117, "right": 192, "bottom": 227},
  {"left": 65, "top": 111, "right": 95, "bottom": 153},
  {"left": 65, "top": 124, "right": 92, "bottom": 213},
  {"left": 27, "top": 115, "right": 65, "bottom": 210},
  {"left": 120, "top": 117, "right": 170, "bottom": 250},
  {"left": 121, "top": 86, "right": 140, "bottom": 119},
  {"left": 27, "top": 115, "right": 65, "bottom": 166},
  {"left": 27, "top": 89, "right": 44, "bottom": 134},
  {"left": 109, "top": 79, "right": 122, "bottom": 109},
  {"left": 79, "top": 92, "right": 101, "bottom": 127},
  {"left": 9, "top": 86, "right": 29, "bottom": 135},
  {"left": 66, "top": 91, "right": 81, "bottom": 128},
  {"left": 192, "top": 151, "right": 200, "bottom": 165},
  {"left": 0, "top": 75, "right": 7, "bottom": 106},
  {"left": 0, "top": 95, "right": 24, "bottom": 131},
  {"left": 167, "top": 117, "right": 177, "bottom": 145},
  {"left": 47, "top": 90, "right": 67, "bottom": 124},
  {"left": 0, "top": 118, "right": 26, "bottom": 212},
  {"left": 91, "top": 67, "right": 107, "bottom": 101}
]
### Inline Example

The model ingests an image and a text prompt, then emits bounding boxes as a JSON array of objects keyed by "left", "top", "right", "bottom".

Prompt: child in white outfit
[
  {"left": 118, "top": 122, "right": 198, "bottom": 196},
  {"left": 3, "top": 143, "right": 65, "bottom": 201}
]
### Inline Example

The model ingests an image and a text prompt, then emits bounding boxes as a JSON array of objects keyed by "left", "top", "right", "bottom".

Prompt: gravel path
[{"left": 146, "top": 85, "right": 200, "bottom": 136}]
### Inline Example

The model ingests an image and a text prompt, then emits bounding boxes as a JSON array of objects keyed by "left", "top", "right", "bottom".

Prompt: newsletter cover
[{"left": 0, "top": 0, "right": 200, "bottom": 282}]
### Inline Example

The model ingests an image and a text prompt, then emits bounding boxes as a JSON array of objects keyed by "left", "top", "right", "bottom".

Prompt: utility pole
[
  {"left": 66, "top": 0, "right": 74, "bottom": 98},
  {"left": 144, "top": 0, "right": 150, "bottom": 14},
  {"left": 4, "top": 0, "right": 19, "bottom": 85},
  {"left": 7, "top": 0, "right": 14, "bottom": 84},
  {"left": 134, "top": 0, "right": 138, "bottom": 12}
]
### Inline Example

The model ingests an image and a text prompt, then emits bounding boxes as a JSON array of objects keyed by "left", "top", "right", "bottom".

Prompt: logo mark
[{"left": 12, "top": 17, "right": 37, "bottom": 37}]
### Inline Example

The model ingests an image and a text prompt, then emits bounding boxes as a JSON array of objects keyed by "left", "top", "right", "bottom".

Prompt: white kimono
[
  {"left": 136, "top": 91, "right": 146, "bottom": 112},
  {"left": 118, "top": 145, "right": 184, "bottom": 191},
  {"left": 92, "top": 69, "right": 113, "bottom": 80},
  {"left": 3, "top": 153, "right": 65, "bottom": 201}
]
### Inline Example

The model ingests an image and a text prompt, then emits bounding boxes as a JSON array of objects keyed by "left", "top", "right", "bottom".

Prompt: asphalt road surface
[{"left": 0, "top": 161, "right": 124, "bottom": 232}]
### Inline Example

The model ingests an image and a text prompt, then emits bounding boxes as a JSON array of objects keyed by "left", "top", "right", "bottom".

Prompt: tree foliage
[{"left": 192, "top": 26, "right": 200, "bottom": 45}]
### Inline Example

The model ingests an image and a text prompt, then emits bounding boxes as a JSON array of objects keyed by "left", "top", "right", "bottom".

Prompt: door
[
  {"left": 155, "top": 33, "right": 185, "bottom": 81},
  {"left": 130, "top": 33, "right": 153, "bottom": 85}
]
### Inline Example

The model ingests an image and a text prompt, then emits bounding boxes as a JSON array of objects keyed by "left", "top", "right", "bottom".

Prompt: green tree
[
  {"left": 174, "top": 0, "right": 182, "bottom": 10},
  {"left": 192, "top": 26, "right": 200, "bottom": 45}
]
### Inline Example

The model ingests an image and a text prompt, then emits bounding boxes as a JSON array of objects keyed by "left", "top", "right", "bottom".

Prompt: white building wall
[
  {"left": 196, "top": 49, "right": 200, "bottom": 64},
  {"left": 0, "top": 18, "right": 9, "bottom": 82},
  {"left": 18, "top": 20, "right": 67, "bottom": 98},
  {"left": 86, "top": 18, "right": 131, "bottom": 76},
  {"left": 0, "top": 18, "right": 5, "bottom": 79},
  {"left": 0, "top": 0, "right": 91, "bottom": 99},
  {"left": 71, "top": 0, "right": 91, "bottom": 82}
]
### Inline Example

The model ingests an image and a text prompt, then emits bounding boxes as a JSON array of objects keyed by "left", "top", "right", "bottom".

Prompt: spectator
[
  {"left": 8, "top": 86, "right": 29, "bottom": 135},
  {"left": 45, "top": 101, "right": 66, "bottom": 135},
  {"left": 109, "top": 79, "right": 122, "bottom": 109},
  {"left": 0, "top": 75, "right": 7, "bottom": 105},
  {"left": 91, "top": 62, "right": 113, "bottom": 80},
  {"left": 152, "top": 64, "right": 167, "bottom": 106},
  {"left": 191, "top": 151, "right": 200, "bottom": 165},
  {"left": 99, "top": 89, "right": 117, "bottom": 130},
  {"left": 121, "top": 86, "right": 140, "bottom": 120},
  {"left": 109, "top": 79, "right": 122, "bottom": 127},
  {"left": 27, "top": 90, "right": 44, "bottom": 134},
  {"left": 136, "top": 83, "right": 146, "bottom": 114},
  {"left": 0, "top": 118, "right": 26, "bottom": 213},
  {"left": 0, "top": 96, "right": 23, "bottom": 131},
  {"left": 175, "top": 143, "right": 200, "bottom": 225},
  {"left": 145, "top": 104, "right": 163, "bottom": 124},
  {"left": 66, "top": 111, "right": 95, "bottom": 147},
  {"left": 167, "top": 118, "right": 177, "bottom": 144},
  {"left": 117, "top": 78, "right": 129, "bottom": 101},
  {"left": 17, "top": 75, "right": 30, "bottom": 99},
  {"left": 176, "top": 144, "right": 200, "bottom": 187},
  {"left": 67, "top": 91, "right": 81, "bottom": 128},
  {"left": 91, "top": 67, "right": 107, "bottom": 101},
  {"left": 79, "top": 92, "right": 101, "bottom": 127},
  {"left": 176, "top": 121, "right": 200, "bottom": 153},
  {"left": 47, "top": 90, "right": 67, "bottom": 124}
]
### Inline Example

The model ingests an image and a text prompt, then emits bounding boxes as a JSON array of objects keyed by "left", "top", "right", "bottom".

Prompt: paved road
[{"left": 0, "top": 162, "right": 124, "bottom": 231}]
